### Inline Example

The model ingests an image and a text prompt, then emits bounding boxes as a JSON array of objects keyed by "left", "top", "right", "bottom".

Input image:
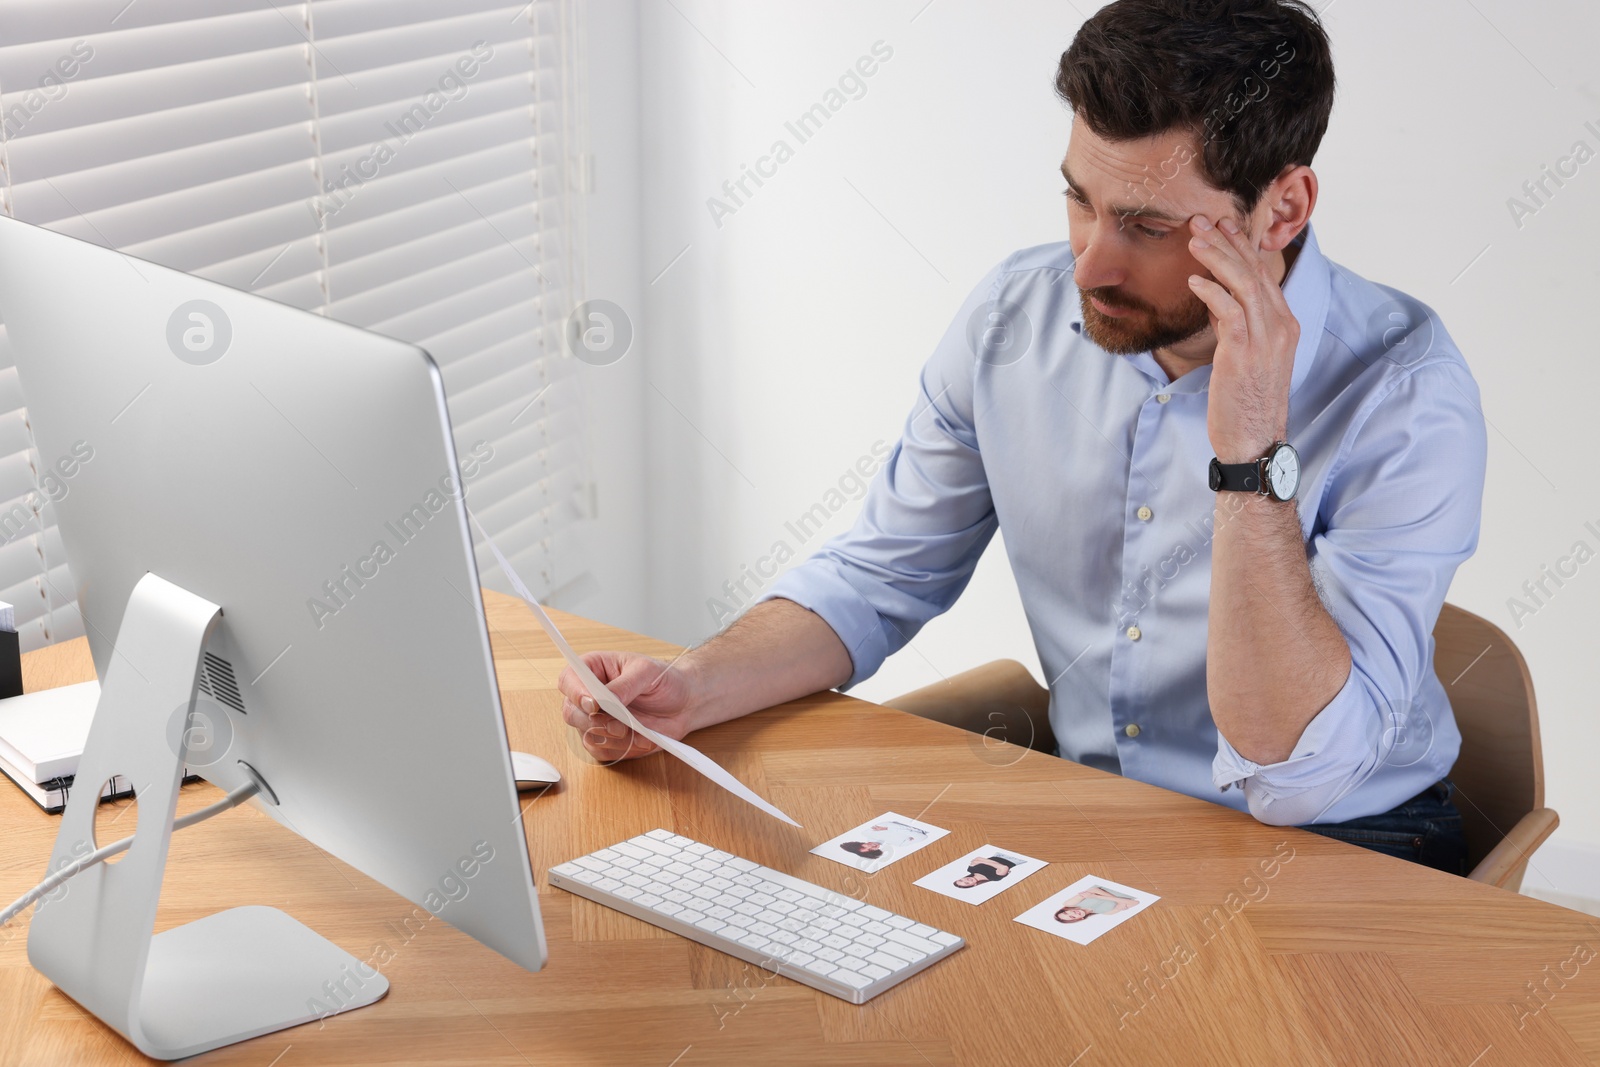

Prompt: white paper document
[{"left": 468, "top": 510, "right": 801, "bottom": 827}]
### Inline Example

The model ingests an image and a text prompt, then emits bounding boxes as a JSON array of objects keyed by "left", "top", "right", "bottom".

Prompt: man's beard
[{"left": 1078, "top": 285, "right": 1212, "bottom": 355}]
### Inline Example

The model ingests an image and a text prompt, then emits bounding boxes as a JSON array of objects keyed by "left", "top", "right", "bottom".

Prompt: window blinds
[{"left": 0, "top": 0, "right": 589, "bottom": 651}]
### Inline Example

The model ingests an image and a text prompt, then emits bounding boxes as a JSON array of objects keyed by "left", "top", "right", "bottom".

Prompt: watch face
[{"left": 1267, "top": 444, "right": 1300, "bottom": 500}]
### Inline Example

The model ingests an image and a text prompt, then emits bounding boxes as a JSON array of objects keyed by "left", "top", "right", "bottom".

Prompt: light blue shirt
[{"left": 757, "top": 223, "right": 1487, "bottom": 826}]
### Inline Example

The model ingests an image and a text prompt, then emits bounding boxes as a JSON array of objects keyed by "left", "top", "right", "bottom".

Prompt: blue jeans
[{"left": 1298, "top": 778, "right": 1468, "bottom": 875}]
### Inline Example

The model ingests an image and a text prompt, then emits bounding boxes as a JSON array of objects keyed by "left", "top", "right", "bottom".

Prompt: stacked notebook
[{"left": 0, "top": 679, "right": 131, "bottom": 814}]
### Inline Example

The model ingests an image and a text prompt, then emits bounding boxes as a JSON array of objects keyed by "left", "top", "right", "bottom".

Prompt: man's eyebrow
[{"left": 1059, "top": 161, "right": 1190, "bottom": 225}]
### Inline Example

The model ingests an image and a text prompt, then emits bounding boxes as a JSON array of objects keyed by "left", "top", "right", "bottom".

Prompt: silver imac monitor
[{"left": 0, "top": 215, "right": 545, "bottom": 1059}]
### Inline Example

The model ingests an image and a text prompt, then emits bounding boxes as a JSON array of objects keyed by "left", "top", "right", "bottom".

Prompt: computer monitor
[{"left": 0, "top": 215, "right": 546, "bottom": 1059}]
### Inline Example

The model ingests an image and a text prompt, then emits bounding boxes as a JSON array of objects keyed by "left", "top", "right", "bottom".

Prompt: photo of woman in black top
[{"left": 953, "top": 853, "right": 1024, "bottom": 888}]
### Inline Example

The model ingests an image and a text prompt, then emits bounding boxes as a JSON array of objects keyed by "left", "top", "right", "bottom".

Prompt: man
[{"left": 558, "top": 0, "right": 1486, "bottom": 874}]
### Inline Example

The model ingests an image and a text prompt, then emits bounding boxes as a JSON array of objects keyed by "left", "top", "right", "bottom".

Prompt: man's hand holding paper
[{"left": 557, "top": 650, "right": 696, "bottom": 761}]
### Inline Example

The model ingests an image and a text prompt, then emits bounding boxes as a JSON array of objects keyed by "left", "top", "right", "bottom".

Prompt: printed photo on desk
[
  {"left": 914, "top": 845, "right": 1047, "bottom": 905},
  {"left": 810, "top": 812, "right": 948, "bottom": 874},
  {"left": 1014, "top": 874, "right": 1159, "bottom": 945}
]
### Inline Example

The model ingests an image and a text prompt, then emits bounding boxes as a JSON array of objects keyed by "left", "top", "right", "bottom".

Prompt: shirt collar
[{"left": 1067, "top": 221, "right": 1331, "bottom": 397}]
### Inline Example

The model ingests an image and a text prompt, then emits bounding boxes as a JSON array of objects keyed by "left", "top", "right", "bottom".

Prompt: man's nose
[{"left": 1072, "top": 232, "right": 1127, "bottom": 292}]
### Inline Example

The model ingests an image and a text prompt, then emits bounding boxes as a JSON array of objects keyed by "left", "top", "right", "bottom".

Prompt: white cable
[{"left": 0, "top": 780, "right": 260, "bottom": 929}]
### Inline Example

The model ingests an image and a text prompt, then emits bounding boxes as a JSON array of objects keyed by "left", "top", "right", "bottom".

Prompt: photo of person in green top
[{"left": 1054, "top": 885, "right": 1140, "bottom": 923}]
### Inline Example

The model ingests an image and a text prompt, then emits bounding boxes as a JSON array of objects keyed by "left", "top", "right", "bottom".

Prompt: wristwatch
[{"left": 1209, "top": 440, "right": 1300, "bottom": 502}]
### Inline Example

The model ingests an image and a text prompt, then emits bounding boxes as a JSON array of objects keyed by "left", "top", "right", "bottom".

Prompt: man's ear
[{"left": 1257, "top": 164, "right": 1317, "bottom": 252}]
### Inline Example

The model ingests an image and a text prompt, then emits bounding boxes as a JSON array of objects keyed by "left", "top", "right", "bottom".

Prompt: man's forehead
[{"left": 1062, "top": 124, "right": 1226, "bottom": 222}]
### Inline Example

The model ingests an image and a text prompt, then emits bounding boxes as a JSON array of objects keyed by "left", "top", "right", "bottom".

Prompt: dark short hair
[
  {"left": 1055, "top": 0, "right": 1336, "bottom": 216},
  {"left": 841, "top": 841, "right": 883, "bottom": 860}
]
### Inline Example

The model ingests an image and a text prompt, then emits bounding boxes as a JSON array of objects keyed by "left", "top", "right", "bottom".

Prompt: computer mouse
[{"left": 511, "top": 750, "right": 562, "bottom": 788}]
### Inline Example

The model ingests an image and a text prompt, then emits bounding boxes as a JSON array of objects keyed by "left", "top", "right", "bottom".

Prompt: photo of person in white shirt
[
  {"left": 814, "top": 812, "right": 949, "bottom": 872},
  {"left": 839, "top": 819, "right": 929, "bottom": 860}
]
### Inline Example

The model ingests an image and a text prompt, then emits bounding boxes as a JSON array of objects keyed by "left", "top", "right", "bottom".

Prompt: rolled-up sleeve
[
  {"left": 754, "top": 260, "right": 1012, "bottom": 690},
  {"left": 1211, "top": 358, "right": 1488, "bottom": 825}
]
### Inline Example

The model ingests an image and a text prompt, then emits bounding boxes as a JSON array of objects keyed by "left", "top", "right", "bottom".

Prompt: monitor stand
[{"left": 27, "top": 573, "right": 387, "bottom": 1060}]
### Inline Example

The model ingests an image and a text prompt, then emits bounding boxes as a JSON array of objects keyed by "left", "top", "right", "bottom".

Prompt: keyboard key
[
  {"left": 862, "top": 964, "right": 891, "bottom": 981},
  {"left": 887, "top": 930, "right": 941, "bottom": 956},
  {"left": 885, "top": 916, "right": 914, "bottom": 930},
  {"left": 833, "top": 968, "right": 873, "bottom": 991},
  {"left": 859, "top": 906, "right": 893, "bottom": 921},
  {"left": 930, "top": 931, "right": 961, "bottom": 948},
  {"left": 613, "top": 843, "right": 651, "bottom": 861},
  {"left": 881, "top": 942, "right": 923, "bottom": 964},
  {"left": 868, "top": 951, "right": 906, "bottom": 972},
  {"left": 910, "top": 923, "right": 939, "bottom": 939},
  {"left": 645, "top": 829, "right": 674, "bottom": 842}
]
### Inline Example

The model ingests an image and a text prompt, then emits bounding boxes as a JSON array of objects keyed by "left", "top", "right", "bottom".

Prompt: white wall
[{"left": 583, "top": 0, "right": 1600, "bottom": 899}]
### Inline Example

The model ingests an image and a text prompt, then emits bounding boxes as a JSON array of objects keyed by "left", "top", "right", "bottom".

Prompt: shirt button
[
  {"left": 1124, "top": 724, "right": 1141, "bottom": 738},
  {"left": 1156, "top": 393, "right": 1171, "bottom": 404},
  {"left": 1136, "top": 505, "right": 1153, "bottom": 522},
  {"left": 1126, "top": 625, "right": 1141, "bottom": 641}
]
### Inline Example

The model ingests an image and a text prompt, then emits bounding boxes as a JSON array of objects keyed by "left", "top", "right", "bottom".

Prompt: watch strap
[{"left": 1208, "top": 456, "right": 1266, "bottom": 494}]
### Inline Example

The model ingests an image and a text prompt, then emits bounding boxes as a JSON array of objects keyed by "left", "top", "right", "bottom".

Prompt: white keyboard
[{"left": 549, "top": 829, "right": 965, "bottom": 1004}]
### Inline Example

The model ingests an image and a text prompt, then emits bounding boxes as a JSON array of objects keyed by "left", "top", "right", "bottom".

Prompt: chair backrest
[{"left": 1434, "top": 602, "right": 1543, "bottom": 874}]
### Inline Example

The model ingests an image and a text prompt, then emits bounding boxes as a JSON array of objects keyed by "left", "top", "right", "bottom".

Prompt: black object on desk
[{"left": 0, "top": 625, "right": 20, "bottom": 700}]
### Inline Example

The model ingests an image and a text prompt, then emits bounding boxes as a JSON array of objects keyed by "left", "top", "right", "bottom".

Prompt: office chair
[{"left": 883, "top": 602, "right": 1557, "bottom": 890}]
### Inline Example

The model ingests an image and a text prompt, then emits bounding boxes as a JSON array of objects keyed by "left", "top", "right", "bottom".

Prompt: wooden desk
[{"left": 3, "top": 589, "right": 1599, "bottom": 1066}]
